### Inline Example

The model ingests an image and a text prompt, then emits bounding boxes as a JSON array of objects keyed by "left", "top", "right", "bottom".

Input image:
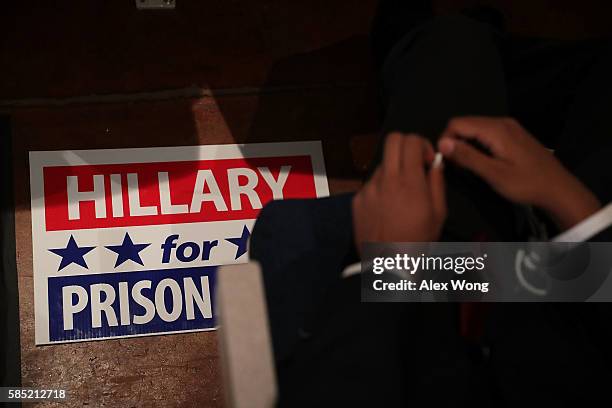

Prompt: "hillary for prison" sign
[{"left": 29, "top": 142, "right": 328, "bottom": 345}]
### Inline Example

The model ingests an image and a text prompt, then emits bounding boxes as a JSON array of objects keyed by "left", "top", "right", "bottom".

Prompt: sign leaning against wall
[{"left": 29, "top": 142, "right": 328, "bottom": 345}]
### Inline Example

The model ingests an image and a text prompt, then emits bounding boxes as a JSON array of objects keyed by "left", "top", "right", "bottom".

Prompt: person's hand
[
  {"left": 438, "top": 116, "right": 601, "bottom": 230},
  {"left": 352, "top": 133, "right": 446, "bottom": 251}
]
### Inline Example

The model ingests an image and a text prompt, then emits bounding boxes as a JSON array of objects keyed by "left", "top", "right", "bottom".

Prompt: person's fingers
[
  {"left": 438, "top": 138, "right": 502, "bottom": 185},
  {"left": 369, "top": 166, "right": 383, "bottom": 194},
  {"left": 429, "top": 157, "right": 446, "bottom": 221},
  {"left": 383, "top": 132, "right": 403, "bottom": 176},
  {"left": 423, "top": 139, "right": 435, "bottom": 165},
  {"left": 438, "top": 138, "right": 456, "bottom": 156},
  {"left": 401, "top": 134, "right": 429, "bottom": 176},
  {"left": 440, "top": 116, "right": 508, "bottom": 157}
]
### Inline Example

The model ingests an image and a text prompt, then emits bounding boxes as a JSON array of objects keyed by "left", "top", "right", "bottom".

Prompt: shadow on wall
[{"left": 214, "top": 36, "right": 382, "bottom": 181}]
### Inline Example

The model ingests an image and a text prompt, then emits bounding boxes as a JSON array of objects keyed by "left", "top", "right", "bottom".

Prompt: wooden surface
[{"left": 0, "top": 1, "right": 376, "bottom": 100}]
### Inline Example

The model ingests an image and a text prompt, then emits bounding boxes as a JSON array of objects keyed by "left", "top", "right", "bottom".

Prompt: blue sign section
[{"left": 47, "top": 266, "right": 217, "bottom": 342}]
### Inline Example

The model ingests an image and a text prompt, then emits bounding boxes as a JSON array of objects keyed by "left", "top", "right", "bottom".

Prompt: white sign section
[{"left": 29, "top": 142, "right": 328, "bottom": 345}]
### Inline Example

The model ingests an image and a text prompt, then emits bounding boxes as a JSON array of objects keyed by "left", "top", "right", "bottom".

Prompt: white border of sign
[{"left": 29, "top": 141, "right": 329, "bottom": 345}]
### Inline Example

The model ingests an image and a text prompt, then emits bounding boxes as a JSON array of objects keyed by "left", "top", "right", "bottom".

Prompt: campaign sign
[{"left": 30, "top": 142, "right": 328, "bottom": 344}]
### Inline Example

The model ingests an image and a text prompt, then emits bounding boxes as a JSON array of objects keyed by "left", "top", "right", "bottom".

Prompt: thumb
[
  {"left": 429, "top": 154, "right": 446, "bottom": 221},
  {"left": 438, "top": 138, "right": 500, "bottom": 185}
]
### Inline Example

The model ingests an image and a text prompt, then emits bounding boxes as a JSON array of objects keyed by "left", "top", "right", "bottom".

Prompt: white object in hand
[{"left": 432, "top": 152, "right": 443, "bottom": 169}]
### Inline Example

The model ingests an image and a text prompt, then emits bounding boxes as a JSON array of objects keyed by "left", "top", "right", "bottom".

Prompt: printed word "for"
[{"left": 161, "top": 235, "right": 218, "bottom": 263}]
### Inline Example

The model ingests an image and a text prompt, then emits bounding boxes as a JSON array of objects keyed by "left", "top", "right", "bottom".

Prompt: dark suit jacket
[
  {"left": 250, "top": 194, "right": 473, "bottom": 407},
  {"left": 250, "top": 194, "right": 357, "bottom": 362},
  {"left": 250, "top": 194, "right": 612, "bottom": 406}
]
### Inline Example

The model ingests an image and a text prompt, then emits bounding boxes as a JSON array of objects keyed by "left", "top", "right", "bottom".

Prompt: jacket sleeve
[{"left": 249, "top": 194, "right": 357, "bottom": 362}]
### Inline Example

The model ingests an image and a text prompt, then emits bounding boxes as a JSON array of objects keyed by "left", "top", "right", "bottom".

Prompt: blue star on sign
[
  {"left": 226, "top": 225, "right": 251, "bottom": 259},
  {"left": 49, "top": 235, "right": 96, "bottom": 271},
  {"left": 105, "top": 232, "right": 151, "bottom": 267}
]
